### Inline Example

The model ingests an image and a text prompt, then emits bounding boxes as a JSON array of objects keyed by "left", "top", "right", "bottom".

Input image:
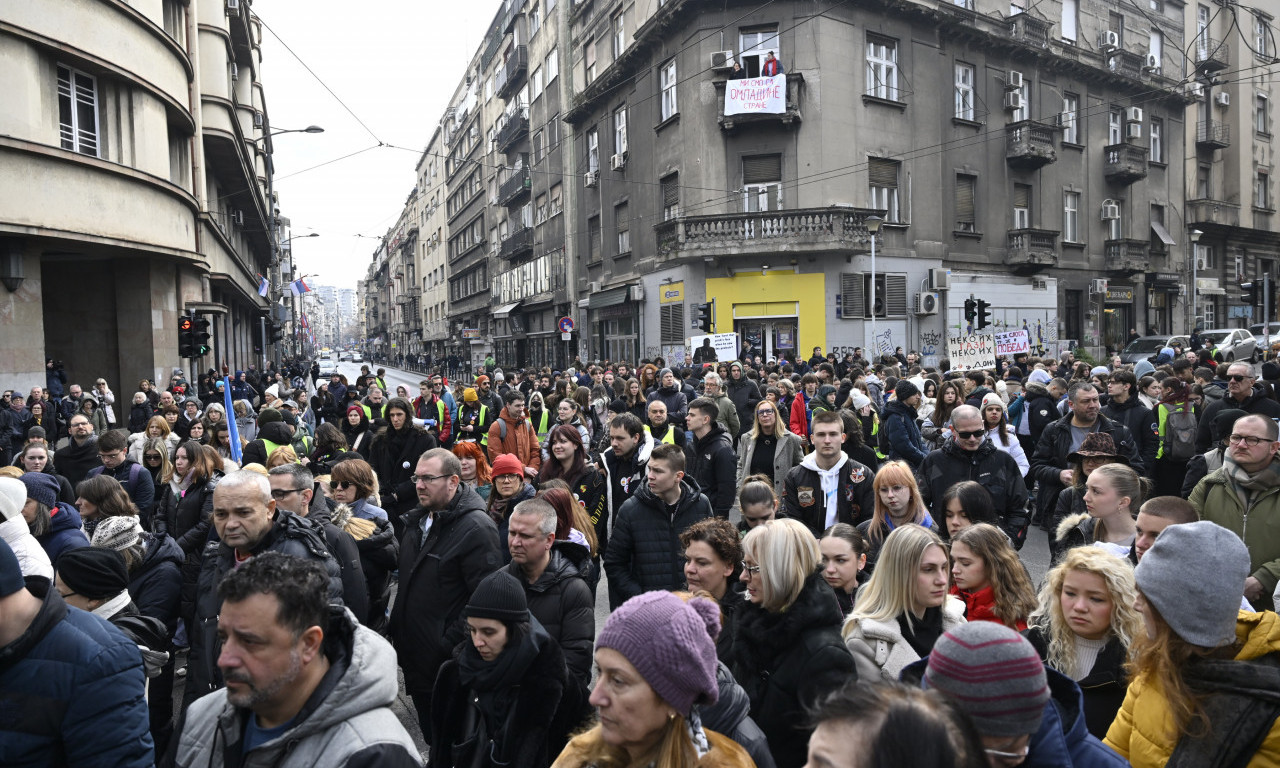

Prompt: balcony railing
[
  {"left": 1007, "top": 13, "right": 1051, "bottom": 48},
  {"left": 1104, "top": 239, "right": 1150, "bottom": 274},
  {"left": 716, "top": 72, "right": 805, "bottom": 131},
  {"left": 1006, "top": 228, "right": 1059, "bottom": 273},
  {"left": 498, "top": 226, "right": 534, "bottom": 259},
  {"left": 654, "top": 206, "right": 883, "bottom": 263},
  {"left": 498, "top": 167, "right": 532, "bottom": 206},
  {"left": 496, "top": 46, "right": 529, "bottom": 100},
  {"left": 1103, "top": 143, "right": 1148, "bottom": 185},
  {"left": 495, "top": 107, "right": 529, "bottom": 152},
  {"left": 1196, "top": 120, "right": 1230, "bottom": 149},
  {"left": 1006, "top": 120, "right": 1057, "bottom": 168},
  {"left": 1106, "top": 49, "right": 1145, "bottom": 80},
  {"left": 1195, "top": 37, "right": 1229, "bottom": 71},
  {"left": 1187, "top": 198, "right": 1242, "bottom": 228}
]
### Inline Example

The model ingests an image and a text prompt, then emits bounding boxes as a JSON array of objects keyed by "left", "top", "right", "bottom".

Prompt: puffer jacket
[
  {"left": 603, "top": 476, "right": 712, "bottom": 609},
  {"left": 702, "top": 661, "right": 777, "bottom": 768},
  {"left": 1195, "top": 384, "right": 1280, "bottom": 453},
  {"left": 843, "top": 596, "right": 965, "bottom": 683},
  {"left": 0, "top": 578, "right": 153, "bottom": 768},
  {"left": 1025, "top": 626, "right": 1129, "bottom": 741},
  {"left": 725, "top": 366, "right": 761, "bottom": 437},
  {"left": 1023, "top": 382, "right": 1061, "bottom": 445},
  {"left": 1101, "top": 395, "right": 1159, "bottom": 471},
  {"left": 503, "top": 542, "right": 595, "bottom": 685},
  {"left": 554, "top": 727, "right": 756, "bottom": 768},
  {"left": 1189, "top": 459, "right": 1280, "bottom": 608},
  {"left": 882, "top": 398, "right": 928, "bottom": 467},
  {"left": 1030, "top": 413, "right": 1142, "bottom": 519},
  {"left": 128, "top": 531, "right": 183, "bottom": 633},
  {"left": 0, "top": 515, "right": 52, "bottom": 579},
  {"left": 1106, "top": 611, "right": 1280, "bottom": 768},
  {"left": 173, "top": 607, "right": 422, "bottom": 768},
  {"left": 486, "top": 406, "right": 542, "bottom": 471},
  {"left": 727, "top": 572, "right": 855, "bottom": 768},
  {"left": 157, "top": 472, "right": 220, "bottom": 622},
  {"left": 685, "top": 423, "right": 738, "bottom": 518},
  {"left": 37, "top": 502, "right": 88, "bottom": 564},
  {"left": 916, "top": 437, "right": 1030, "bottom": 546},
  {"left": 646, "top": 384, "right": 689, "bottom": 428}
]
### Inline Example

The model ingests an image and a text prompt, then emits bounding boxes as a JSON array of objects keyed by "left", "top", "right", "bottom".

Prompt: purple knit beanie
[{"left": 595, "top": 591, "right": 721, "bottom": 716}]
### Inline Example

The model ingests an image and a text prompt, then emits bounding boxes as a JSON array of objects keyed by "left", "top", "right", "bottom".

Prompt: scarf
[
  {"left": 454, "top": 619, "right": 548, "bottom": 738},
  {"left": 91, "top": 591, "right": 133, "bottom": 620},
  {"left": 1224, "top": 454, "right": 1280, "bottom": 508}
]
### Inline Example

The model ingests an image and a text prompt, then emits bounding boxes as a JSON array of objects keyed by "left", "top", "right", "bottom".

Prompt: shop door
[
  {"left": 1103, "top": 304, "right": 1132, "bottom": 355},
  {"left": 735, "top": 318, "right": 798, "bottom": 362}
]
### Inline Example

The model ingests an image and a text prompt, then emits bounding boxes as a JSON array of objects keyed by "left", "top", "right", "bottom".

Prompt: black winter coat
[
  {"left": 1101, "top": 396, "right": 1159, "bottom": 473},
  {"left": 129, "top": 531, "right": 183, "bottom": 634},
  {"left": 882, "top": 399, "right": 928, "bottom": 467},
  {"left": 1029, "top": 413, "right": 1142, "bottom": 518},
  {"left": 389, "top": 484, "right": 504, "bottom": 692},
  {"left": 782, "top": 455, "right": 876, "bottom": 538},
  {"left": 156, "top": 473, "right": 220, "bottom": 623},
  {"left": 603, "top": 477, "right": 712, "bottom": 609},
  {"left": 1195, "top": 384, "right": 1280, "bottom": 453},
  {"left": 1024, "top": 626, "right": 1129, "bottom": 740},
  {"left": 503, "top": 543, "right": 595, "bottom": 685},
  {"left": 684, "top": 424, "right": 737, "bottom": 518},
  {"left": 1022, "top": 383, "right": 1060, "bottom": 445},
  {"left": 239, "top": 421, "right": 296, "bottom": 466},
  {"left": 702, "top": 661, "right": 778, "bottom": 768},
  {"left": 330, "top": 499, "right": 399, "bottom": 633},
  {"left": 726, "top": 375, "right": 762, "bottom": 438},
  {"left": 727, "top": 572, "right": 856, "bottom": 768},
  {"left": 306, "top": 500, "right": 370, "bottom": 626},
  {"left": 367, "top": 423, "right": 437, "bottom": 522},
  {"left": 916, "top": 438, "right": 1030, "bottom": 544},
  {"left": 646, "top": 384, "right": 688, "bottom": 427}
]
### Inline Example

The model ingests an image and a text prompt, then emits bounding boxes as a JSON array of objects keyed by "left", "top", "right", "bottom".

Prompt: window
[
  {"left": 868, "top": 157, "right": 900, "bottom": 222},
  {"left": 615, "top": 203, "right": 630, "bottom": 254},
  {"left": 169, "top": 130, "right": 190, "bottom": 188},
  {"left": 1197, "top": 162, "right": 1211, "bottom": 198},
  {"left": 1257, "top": 171, "right": 1271, "bottom": 209},
  {"left": 585, "top": 40, "right": 597, "bottom": 83},
  {"left": 1197, "top": 242, "right": 1217, "bottom": 270},
  {"left": 660, "top": 304, "right": 685, "bottom": 344},
  {"left": 530, "top": 67, "right": 543, "bottom": 100},
  {"left": 1108, "top": 108, "right": 1123, "bottom": 145},
  {"left": 587, "top": 128, "right": 599, "bottom": 173},
  {"left": 1063, "top": 191, "right": 1080, "bottom": 242},
  {"left": 529, "top": 2, "right": 541, "bottom": 37},
  {"left": 865, "top": 37, "right": 899, "bottom": 101},
  {"left": 1197, "top": 5, "right": 1210, "bottom": 54},
  {"left": 1062, "top": 93, "right": 1080, "bottom": 143},
  {"left": 532, "top": 129, "right": 544, "bottom": 164},
  {"left": 535, "top": 193, "right": 549, "bottom": 224},
  {"left": 548, "top": 113, "right": 560, "bottom": 148},
  {"left": 955, "top": 174, "right": 976, "bottom": 232},
  {"left": 661, "top": 173, "right": 680, "bottom": 220},
  {"left": 57, "top": 64, "right": 99, "bottom": 157},
  {"left": 738, "top": 26, "right": 781, "bottom": 78},
  {"left": 162, "top": 0, "right": 187, "bottom": 46},
  {"left": 1256, "top": 14, "right": 1271, "bottom": 58},
  {"left": 953, "top": 0, "right": 973, "bottom": 8},
  {"left": 743, "top": 154, "right": 783, "bottom": 212},
  {"left": 1149, "top": 30, "right": 1163, "bottom": 73},
  {"left": 1107, "top": 199, "right": 1123, "bottom": 240},
  {"left": 660, "top": 59, "right": 678, "bottom": 120},
  {"left": 1202, "top": 299, "right": 1217, "bottom": 327},
  {"left": 954, "top": 63, "right": 975, "bottom": 120},
  {"left": 1062, "top": 0, "right": 1078, "bottom": 42},
  {"left": 1258, "top": 94, "right": 1270, "bottom": 134},
  {"left": 1013, "top": 184, "right": 1031, "bottom": 229},
  {"left": 612, "top": 12, "right": 626, "bottom": 58},
  {"left": 545, "top": 48, "right": 559, "bottom": 82},
  {"left": 549, "top": 183, "right": 563, "bottom": 217},
  {"left": 588, "top": 216, "right": 601, "bottom": 263},
  {"left": 1108, "top": 12, "right": 1125, "bottom": 47},
  {"left": 613, "top": 106, "right": 628, "bottom": 154},
  {"left": 1150, "top": 204, "right": 1167, "bottom": 252},
  {"left": 1150, "top": 118, "right": 1163, "bottom": 162}
]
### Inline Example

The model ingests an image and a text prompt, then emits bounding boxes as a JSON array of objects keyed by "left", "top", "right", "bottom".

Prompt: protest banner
[
  {"left": 689, "top": 332, "right": 740, "bottom": 363},
  {"left": 994, "top": 330, "right": 1030, "bottom": 357},
  {"left": 724, "top": 75, "right": 787, "bottom": 115},
  {"left": 948, "top": 333, "right": 996, "bottom": 371}
]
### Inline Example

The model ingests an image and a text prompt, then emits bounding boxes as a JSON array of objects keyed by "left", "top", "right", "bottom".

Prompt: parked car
[
  {"left": 352, "top": 352, "right": 364, "bottom": 363},
  {"left": 1249, "top": 322, "right": 1280, "bottom": 354},
  {"left": 1119, "top": 335, "right": 1191, "bottom": 364},
  {"left": 1200, "top": 327, "right": 1257, "bottom": 363}
]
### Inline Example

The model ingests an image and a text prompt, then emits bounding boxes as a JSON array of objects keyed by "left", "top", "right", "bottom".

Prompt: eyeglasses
[
  {"left": 756, "top": 408, "right": 775, "bottom": 416},
  {"left": 740, "top": 560, "right": 761, "bottom": 576},
  {"left": 271, "top": 488, "right": 306, "bottom": 500},
  {"left": 411, "top": 474, "right": 450, "bottom": 485},
  {"left": 1228, "top": 374, "right": 1252, "bottom": 382},
  {"left": 329, "top": 480, "right": 356, "bottom": 491},
  {"left": 1228, "top": 434, "right": 1271, "bottom": 447},
  {"left": 955, "top": 430, "right": 986, "bottom": 440}
]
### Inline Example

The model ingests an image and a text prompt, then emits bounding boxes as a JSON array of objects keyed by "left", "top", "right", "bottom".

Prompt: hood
[
  {"left": 884, "top": 398, "right": 918, "bottom": 419},
  {"left": 694, "top": 422, "right": 732, "bottom": 449},
  {"left": 1054, "top": 512, "right": 1093, "bottom": 544},
  {"left": 1024, "top": 382, "right": 1052, "bottom": 399},
  {"left": 47, "top": 502, "right": 85, "bottom": 535},
  {"left": 800, "top": 451, "right": 849, "bottom": 473},
  {"left": 258, "top": 420, "right": 295, "bottom": 444},
  {"left": 1234, "top": 608, "right": 1280, "bottom": 660},
  {"left": 140, "top": 531, "right": 184, "bottom": 571},
  {"left": 1105, "top": 394, "right": 1142, "bottom": 412},
  {"left": 523, "top": 546, "right": 588, "bottom": 593},
  {"left": 701, "top": 660, "right": 752, "bottom": 735},
  {"left": 409, "top": 482, "right": 488, "bottom": 528}
]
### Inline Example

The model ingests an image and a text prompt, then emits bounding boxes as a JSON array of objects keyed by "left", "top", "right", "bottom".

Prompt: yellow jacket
[{"left": 1104, "top": 610, "right": 1280, "bottom": 767}]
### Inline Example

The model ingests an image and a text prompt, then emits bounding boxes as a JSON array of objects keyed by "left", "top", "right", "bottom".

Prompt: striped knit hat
[{"left": 923, "top": 622, "right": 1050, "bottom": 737}]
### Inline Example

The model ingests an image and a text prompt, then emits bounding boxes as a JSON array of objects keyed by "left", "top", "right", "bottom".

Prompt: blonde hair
[
  {"left": 1028, "top": 547, "right": 1143, "bottom": 678},
  {"left": 867, "top": 461, "right": 929, "bottom": 544},
  {"left": 846, "top": 525, "right": 948, "bottom": 629},
  {"left": 748, "top": 399, "right": 791, "bottom": 440},
  {"left": 145, "top": 415, "right": 171, "bottom": 437},
  {"left": 741, "top": 518, "right": 819, "bottom": 612},
  {"left": 266, "top": 445, "right": 298, "bottom": 468}
]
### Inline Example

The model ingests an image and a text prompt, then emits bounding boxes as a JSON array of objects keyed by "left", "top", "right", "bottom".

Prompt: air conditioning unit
[
  {"left": 1003, "top": 91, "right": 1024, "bottom": 111},
  {"left": 1005, "top": 70, "right": 1024, "bottom": 91},
  {"left": 587, "top": 280, "right": 602, "bottom": 293},
  {"left": 629, "top": 285, "right": 645, "bottom": 302},
  {"left": 226, "top": 0, "right": 240, "bottom": 15},
  {"left": 1126, "top": 106, "right": 1144, "bottom": 123},
  {"left": 1144, "top": 53, "right": 1160, "bottom": 70},
  {"left": 1032, "top": 277, "right": 1048, "bottom": 290},
  {"left": 610, "top": 153, "right": 627, "bottom": 171},
  {"left": 710, "top": 50, "right": 735, "bottom": 71},
  {"left": 253, "top": 112, "right": 264, "bottom": 128},
  {"left": 1196, "top": 256, "right": 1209, "bottom": 270},
  {"left": 584, "top": 171, "right": 598, "bottom": 188},
  {"left": 928, "top": 267, "right": 951, "bottom": 291},
  {"left": 1215, "top": 92, "right": 1231, "bottom": 107},
  {"left": 230, "top": 63, "right": 239, "bottom": 81},
  {"left": 1101, "top": 200, "right": 1120, "bottom": 220},
  {"left": 915, "top": 292, "right": 940, "bottom": 315},
  {"left": 1090, "top": 278, "right": 1110, "bottom": 294},
  {"left": 1126, "top": 122, "right": 1143, "bottom": 140},
  {"left": 1188, "top": 82, "right": 1205, "bottom": 98},
  {"left": 232, "top": 210, "right": 245, "bottom": 226},
  {"left": 1100, "top": 30, "right": 1120, "bottom": 50}
]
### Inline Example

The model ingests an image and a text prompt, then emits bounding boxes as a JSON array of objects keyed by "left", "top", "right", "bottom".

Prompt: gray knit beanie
[
  {"left": 1136, "top": 521, "right": 1249, "bottom": 647},
  {"left": 924, "top": 621, "right": 1050, "bottom": 737}
]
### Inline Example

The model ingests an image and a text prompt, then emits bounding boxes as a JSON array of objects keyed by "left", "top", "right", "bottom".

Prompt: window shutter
[
  {"left": 869, "top": 158, "right": 898, "bottom": 187},
  {"left": 841, "top": 273, "right": 865, "bottom": 318},
  {"left": 885, "top": 275, "right": 909, "bottom": 316},
  {"left": 743, "top": 154, "right": 782, "bottom": 184},
  {"left": 660, "top": 304, "right": 685, "bottom": 344},
  {"left": 662, "top": 176, "right": 680, "bottom": 207},
  {"left": 955, "top": 176, "right": 975, "bottom": 223},
  {"left": 1013, "top": 184, "right": 1032, "bottom": 208}
]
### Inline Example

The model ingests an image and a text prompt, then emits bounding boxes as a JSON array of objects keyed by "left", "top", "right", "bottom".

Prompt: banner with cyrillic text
[
  {"left": 994, "top": 330, "right": 1030, "bottom": 357},
  {"left": 948, "top": 333, "right": 996, "bottom": 371},
  {"left": 724, "top": 75, "right": 787, "bottom": 115}
]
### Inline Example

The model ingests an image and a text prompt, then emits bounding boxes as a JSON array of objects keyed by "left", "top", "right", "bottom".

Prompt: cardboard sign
[
  {"left": 994, "top": 330, "right": 1030, "bottom": 357},
  {"left": 724, "top": 75, "right": 787, "bottom": 115},
  {"left": 689, "top": 333, "right": 740, "bottom": 363},
  {"left": 948, "top": 333, "right": 996, "bottom": 371}
]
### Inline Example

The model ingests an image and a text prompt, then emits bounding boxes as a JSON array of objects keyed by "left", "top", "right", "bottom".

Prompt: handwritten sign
[
  {"left": 948, "top": 333, "right": 996, "bottom": 372},
  {"left": 994, "top": 330, "right": 1029, "bottom": 357},
  {"left": 724, "top": 75, "right": 787, "bottom": 115}
]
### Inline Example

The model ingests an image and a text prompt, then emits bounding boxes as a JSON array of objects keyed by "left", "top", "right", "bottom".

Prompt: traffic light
[
  {"left": 695, "top": 301, "right": 714, "bottom": 333},
  {"left": 178, "top": 316, "right": 195, "bottom": 357},
  {"left": 1242, "top": 282, "right": 1258, "bottom": 306},
  {"left": 964, "top": 298, "right": 977, "bottom": 323},
  {"left": 269, "top": 322, "right": 284, "bottom": 343},
  {"left": 976, "top": 299, "right": 993, "bottom": 330},
  {"left": 192, "top": 317, "right": 212, "bottom": 358}
]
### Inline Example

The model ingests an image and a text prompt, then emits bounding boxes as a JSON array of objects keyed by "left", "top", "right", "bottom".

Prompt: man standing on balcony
[{"left": 762, "top": 51, "right": 784, "bottom": 76}]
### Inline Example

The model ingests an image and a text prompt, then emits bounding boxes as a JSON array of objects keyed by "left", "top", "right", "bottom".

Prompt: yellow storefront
[{"left": 705, "top": 271, "right": 826, "bottom": 361}]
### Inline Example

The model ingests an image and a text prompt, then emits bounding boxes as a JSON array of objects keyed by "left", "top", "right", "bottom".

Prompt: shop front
[
  {"left": 705, "top": 271, "right": 825, "bottom": 364},
  {"left": 1102, "top": 285, "right": 1135, "bottom": 354},
  {"left": 1145, "top": 272, "right": 1181, "bottom": 335},
  {"left": 589, "top": 286, "right": 639, "bottom": 364}
]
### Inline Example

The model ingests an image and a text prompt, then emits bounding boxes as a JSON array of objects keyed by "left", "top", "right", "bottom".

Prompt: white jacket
[
  {"left": 842, "top": 596, "right": 965, "bottom": 682},
  {"left": 0, "top": 515, "right": 53, "bottom": 580}
]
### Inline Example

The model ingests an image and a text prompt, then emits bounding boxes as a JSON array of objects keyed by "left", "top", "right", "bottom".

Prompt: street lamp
[
  {"left": 1190, "top": 228, "right": 1203, "bottom": 332},
  {"left": 254, "top": 125, "right": 325, "bottom": 146},
  {"left": 866, "top": 215, "right": 883, "bottom": 358}
]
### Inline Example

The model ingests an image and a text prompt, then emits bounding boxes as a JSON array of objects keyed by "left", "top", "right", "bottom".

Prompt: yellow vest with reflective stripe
[{"left": 644, "top": 424, "right": 677, "bottom": 445}]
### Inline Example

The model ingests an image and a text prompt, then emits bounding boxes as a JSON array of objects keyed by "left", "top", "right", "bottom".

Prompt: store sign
[
  {"left": 948, "top": 333, "right": 996, "bottom": 371},
  {"left": 724, "top": 75, "right": 787, "bottom": 115},
  {"left": 659, "top": 282, "right": 684, "bottom": 304},
  {"left": 461, "top": 328, "right": 480, "bottom": 339},
  {"left": 1105, "top": 288, "right": 1134, "bottom": 302},
  {"left": 1195, "top": 278, "right": 1221, "bottom": 291}
]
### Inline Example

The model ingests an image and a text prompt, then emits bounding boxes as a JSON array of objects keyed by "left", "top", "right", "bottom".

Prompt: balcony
[
  {"left": 715, "top": 73, "right": 805, "bottom": 132},
  {"left": 1007, "top": 13, "right": 1051, "bottom": 48},
  {"left": 495, "top": 108, "right": 529, "bottom": 152},
  {"left": 1104, "top": 240, "right": 1150, "bottom": 274},
  {"left": 1106, "top": 49, "right": 1145, "bottom": 80},
  {"left": 1103, "top": 143, "right": 1148, "bottom": 185},
  {"left": 1195, "top": 37, "right": 1229, "bottom": 72},
  {"left": 1006, "top": 120, "right": 1057, "bottom": 168},
  {"left": 496, "top": 46, "right": 529, "bottom": 100},
  {"left": 1005, "top": 228, "right": 1059, "bottom": 273},
  {"left": 395, "top": 294, "right": 410, "bottom": 305},
  {"left": 498, "top": 167, "right": 532, "bottom": 206},
  {"left": 1187, "top": 198, "right": 1242, "bottom": 228},
  {"left": 654, "top": 206, "right": 883, "bottom": 264},
  {"left": 499, "top": 226, "right": 534, "bottom": 259},
  {"left": 1196, "top": 120, "right": 1230, "bottom": 150}
]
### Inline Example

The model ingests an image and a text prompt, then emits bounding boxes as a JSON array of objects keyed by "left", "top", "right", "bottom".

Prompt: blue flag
[{"left": 223, "top": 376, "right": 242, "bottom": 465}]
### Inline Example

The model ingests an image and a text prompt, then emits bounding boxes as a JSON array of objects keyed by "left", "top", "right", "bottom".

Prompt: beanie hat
[
  {"left": 491, "top": 453, "right": 524, "bottom": 479},
  {"left": 56, "top": 547, "right": 129, "bottom": 600},
  {"left": 608, "top": 398, "right": 628, "bottom": 414},
  {"left": 1211, "top": 408, "right": 1249, "bottom": 444},
  {"left": 1263, "top": 361, "right": 1280, "bottom": 381},
  {"left": 1133, "top": 359, "right": 1156, "bottom": 379},
  {"left": 1028, "top": 369, "right": 1052, "bottom": 385},
  {"left": 980, "top": 393, "right": 1005, "bottom": 413},
  {"left": 464, "top": 388, "right": 479, "bottom": 403},
  {"left": 464, "top": 570, "right": 529, "bottom": 623},
  {"left": 924, "top": 622, "right": 1050, "bottom": 737},
  {"left": 20, "top": 472, "right": 59, "bottom": 511},
  {"left": 257, "top": 408, "right": 283, "bottom": 426},
  {"left": 895, "top": 379, "right": 920, "bottom": 401},
  {"left": 1136, "top": 521, "right": 1249, "bottom": 646},
  {"left": 91, "top": 515, "right": 144, "bottom": 551},
  {"left": 596, "top": 591, "right": 721, "bottom": 717},
  {"left": 345, "top": 404, "right": 363, "bottom": 416},
  {"left": 475, "top": 375, "right": 490, "bottom": 385},
  {"left": 0, "top": 538, "right": 24, "bottom": 598},
  {"left": 850, "top": 391, "right": 871, "bottom": 410},
  {"left": 0, "top": 477, "right": 26, "bottom": 521},
  {"left": 659, "top": 368, "right": 673, "bottom": 380}
]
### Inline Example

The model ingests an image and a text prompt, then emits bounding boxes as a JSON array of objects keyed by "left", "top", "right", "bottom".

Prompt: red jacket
[
  {"left": 950, "top": 584, "right": 1027, "bottom": 631},
  {"left": 789, "top": 391, "right": 812, "bottom": 439}
]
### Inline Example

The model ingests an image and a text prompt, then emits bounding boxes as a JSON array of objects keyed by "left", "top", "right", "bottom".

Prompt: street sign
[
  {"left": 561, "top": 332, "right": 572, "bottom": 341},
  {"left": 558, "top": 316, "right": 575, "bottom": 333}
]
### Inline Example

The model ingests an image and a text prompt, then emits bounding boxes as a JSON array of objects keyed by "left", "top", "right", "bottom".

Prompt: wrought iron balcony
[
  {"left": 1007, "top": 13, "right": 1051, "bottom": 48},
  {"left": 1006, "top": 228, "right": 1059, "bottom": 273},
  {"left": 1187, "top": 198, "right": 1242, "bottom": 228},
  {"left": 498, "top": 226, "right": 534, "bottom": 259},
  {"left": 1006, "top": 120, "right": 1057, "bottom": 168},
  {"left": 1104, "top": 143, "right": 1148, "bottom": 185},
  {"left": 715, "top": 73, "right": 805, "bottom": 132},
  {"left": 496, "top": 46, "right": 529, "bottom": 100},
  {"left": 495, "top": 108, "right": 529, "bottom": 152},
  {"left": 1196, "top": 120, "right": 1230, "bottom": 150},
  {"left": 1194, "top": 37, "right": 1229, "bottom": 72},
  {"left": 498, "top": 167, "right": 532, "bottom": 206},
  {"left": 1104, "top": 239, "right": 1150, "bottom": 274},
  {"left": 654, "top": 206, "right": 883, "bottom": 264}
]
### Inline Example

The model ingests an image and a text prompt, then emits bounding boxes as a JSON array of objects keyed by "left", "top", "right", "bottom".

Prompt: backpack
[{"left": 1160, "top": 402, "right": 1198, "bottom": 461}]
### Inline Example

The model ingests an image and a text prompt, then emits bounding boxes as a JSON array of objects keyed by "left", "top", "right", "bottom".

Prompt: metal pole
[
  {"left": 869, "top": 232, "right": 877, "bottom": 357},
  {"left": 1192, "top": 244, "right": 1198, "bottom": 332}
]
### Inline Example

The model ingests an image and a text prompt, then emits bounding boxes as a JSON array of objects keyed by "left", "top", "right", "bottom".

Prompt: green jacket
[
  {"left": 1189, "top": 463, "right": 1280, "bottom": 607},
  {"left": 710, "top": 392, "right": 740, "bottom": 437}
]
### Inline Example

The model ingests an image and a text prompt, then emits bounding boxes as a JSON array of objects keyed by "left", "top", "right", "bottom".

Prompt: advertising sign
[{"left": 689, "top": 332, "right": 740, "bottom": 363}]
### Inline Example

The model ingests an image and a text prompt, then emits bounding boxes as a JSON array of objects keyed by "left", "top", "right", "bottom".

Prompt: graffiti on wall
[{"left": 918, "top": 330, "right": 942, "bottom": 358}]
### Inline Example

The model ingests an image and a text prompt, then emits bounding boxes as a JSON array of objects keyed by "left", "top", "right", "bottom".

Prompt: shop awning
[
  {"left": 1151, "top": 221, "right": 1176, "bottom": 246},
  {"left": 588, "top": 286, "right": 630, "bottom": 309},
  {"left": 493, "top": 301, "right": 522, "bottom": 318}
]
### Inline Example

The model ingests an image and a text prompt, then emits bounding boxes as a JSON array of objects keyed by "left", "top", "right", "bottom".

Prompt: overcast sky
[{"left": 258, "top": 0, "right": 499, "bottom": 290}]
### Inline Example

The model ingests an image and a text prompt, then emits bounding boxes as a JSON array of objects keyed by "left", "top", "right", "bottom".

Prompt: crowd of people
[{"left": 1, "top": 342, "right": 1279, "bottom": 768}]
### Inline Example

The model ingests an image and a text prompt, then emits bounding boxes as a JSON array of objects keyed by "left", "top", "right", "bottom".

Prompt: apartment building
[
  {"left": 0, "top": 0, "right": 281, "bottom": 390},
  {"left": 416, "top": 129, "right": 451, "bottom": 362}
]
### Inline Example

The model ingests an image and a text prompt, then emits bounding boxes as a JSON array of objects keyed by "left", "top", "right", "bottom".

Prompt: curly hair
[
  {"left": 679, "top": 517, "right": 743, "bottom": 579},
  {"left": 949, "top": 524, "right": 1037, "bottom": 629}
]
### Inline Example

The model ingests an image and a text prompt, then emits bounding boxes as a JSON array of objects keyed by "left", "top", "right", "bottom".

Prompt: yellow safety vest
[
  {"left": 644, "top": 424, "right": 677, "bottom": 445},
  {"left": 531, "top": 409, "right": 552, "bottom": 441}
]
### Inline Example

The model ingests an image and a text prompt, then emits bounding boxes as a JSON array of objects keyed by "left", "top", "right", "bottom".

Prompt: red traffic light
[{"left": 178, "top": 317, "right": 193, "bottom": 331}]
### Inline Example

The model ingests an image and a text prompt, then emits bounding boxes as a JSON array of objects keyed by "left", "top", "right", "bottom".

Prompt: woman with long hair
[
  {"left": 842, "top": 524, "right": 964, "bottom": 682},
  {"left": 734, "top": 398, "right": 804, "bottom": 496},
  {"left": 979, "top": 394, "right": 1029, "bottom": 476},
  {"left": 1104, "top": 522, "right": 1280, "bottom": 766},
  {"left": 154, "top": 440, "right": 222, "bottom": 628},
  {"left": 545, "top": 398, "right": 591, "bottom": 459},
  {"left": 15, "top": 442, "right": 74, "bottom": 505},
  {"left": 367, "top": 397, "right": 436, "bottom": 534},
  {"left": 623, "top": 377, "right": 647, "bottom": 421},
  {"left": 856, "top": 460, "right": 935, "bottom": 571},
  {"left": 638, "top": 364, "right": 659, "bottom": 397},
  {"left": 538, "top": 484, "right": 599, "bottom": 559},
  {"left": 819, "top": 523, "right": 869, "bottom": 617},
  {"left": 948, "top": 523, "right": 1037, "bottom": 630},
  {"left": 340, "top": 403, "right": 374, "bottom": 458},
  {"left": 328, "top": 457, "right": 396, "bottom": 630},
  {"left": 726, "top": 518, "right": 854, "bottom": 768},
  {"left": 1026, "top": 547, "right": 1143, "bottom": 739},
  {"left": 536, "top": 426, "right": 606, "bottom": 552},
  {"left": 921, "top": 380, "right": 964, "bottom": 450},
  {"left": 22, "top": 400, "right": 59, "bottom": 445},
  {"left": 1151, "top": 376, "right": 1196, "bottom": 497},
  {"left": 452, "top": 440, "right": 493, "bottom": 501},
  {"left": 199, "top": 401, "right": 227, "bottom": 434},
  {"left": 140, "top": 436, "right": 174, "bottom": 503},
  {"left": 128, "top": 415, "right": 178, "bottom": 464},
  {"left": 1055, "top": 463, "right": 1144, "bottom": 562},
  {"left": 74, "top": 473, "right": 140, "bottom": 538},
  {"left": 1049, "top": 433, "right": 1129, "bottom": 560},
  {"left": 305, "top": 421, "right": 349, "bottom": 476},
  {"left": 678, "top": 517, "right": 743, "bottom": 657},
  {"left": 937, "top": 481, "right": 1000, "bottom": 540}
]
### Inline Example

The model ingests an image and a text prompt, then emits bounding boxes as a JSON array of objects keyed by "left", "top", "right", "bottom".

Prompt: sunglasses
[
  {"left": 1228, "top": 374, "right": 1251, "bottom": 382},
  {"left": 955, "top": 429, "right": 986, "bottom": 440},
  {"left": 329, "top": 480, "right": 355, "bottom": 491},
  {"left": 144, "top": 453, "right": 162, "bottom": 460}
]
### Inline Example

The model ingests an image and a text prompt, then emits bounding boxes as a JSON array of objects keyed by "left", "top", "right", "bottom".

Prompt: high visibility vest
[
  {"left": 260, "top": 438, "right": 288, "bottom": 464},
  {"left": 871, "top": 414, "right": 888, "bottom": 460},
  {"left": 478, "top": 405, "right": 489, "bottom": 446},
  {"left": 644, "top": 424, "right": 677, "bottom": 445},
  {"left": 531, "top": 409, "right": 552, "bottom": 441}
]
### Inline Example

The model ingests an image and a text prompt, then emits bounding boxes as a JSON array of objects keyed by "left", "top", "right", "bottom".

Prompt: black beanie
[
  {"left": 56, "top": 547, "right": 129, "bottom": 600},
  {"left": 1263, "top": 361, "right": 1280, "bottom": 382},
  {"left": 895, "top": 379, "right": 921, "bottom": 401},
  {"left": 465, "top": 570, "right": 529, "bottom": 623}
]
